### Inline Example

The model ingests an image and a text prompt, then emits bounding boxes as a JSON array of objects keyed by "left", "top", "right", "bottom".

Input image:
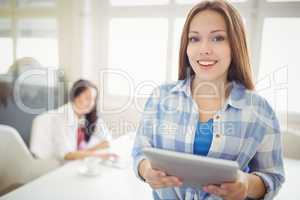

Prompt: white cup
[{"left": 84, "top": 156, "right": 101, "bottom": 174}]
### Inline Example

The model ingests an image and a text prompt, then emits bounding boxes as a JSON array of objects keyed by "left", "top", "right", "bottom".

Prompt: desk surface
[
  {"left": 0, "top": 134, "right": 153, "bottom": 200},
  {"left": 275, "top": 158, "right": 300, "bottom": 200},
  {"left": 1, "top": 134, "right": 299, "bottom": 200}
]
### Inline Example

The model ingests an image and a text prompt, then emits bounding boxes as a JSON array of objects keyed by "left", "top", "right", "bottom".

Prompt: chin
[
  {"left": 83, "top": 110, "right": 92, "bottom": 115},
  {"left": 194, "top": 71, "right": 228, "bottom": 83},
  {"left": 78, "top": 109, "right": 90, "bottom": 115},
  {"left": 194, "top": 74, "right": 219, "bottom": 82}
]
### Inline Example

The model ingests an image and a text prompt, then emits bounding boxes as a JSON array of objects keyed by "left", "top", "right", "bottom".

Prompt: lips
[{"left": 197, "top": 60, "right": 218, "bottom": 68}]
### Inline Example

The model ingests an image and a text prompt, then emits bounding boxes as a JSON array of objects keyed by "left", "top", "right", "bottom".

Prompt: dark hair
[
  {"left": 70, "top": 79, "right": 98, "bottom": 142},
  {"left": 0, "top": 82, "right": 11, "bottom": 107},
  {"left": 178, "top": 0, "right": 254, "bottom": 90}
]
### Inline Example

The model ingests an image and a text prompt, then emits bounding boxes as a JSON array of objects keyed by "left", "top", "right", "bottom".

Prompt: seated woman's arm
[
  {"left": 86, "top": 119, "right": 112, "bottom": 151},
  {"left": 64, "top": 149, "right": 96, "bottom": 160},
  {"left": 87, "top": 140, "right": 110, "bottom": 151},
  {"left": 64, "top": 148, "right": 114, "bottom": 161}
]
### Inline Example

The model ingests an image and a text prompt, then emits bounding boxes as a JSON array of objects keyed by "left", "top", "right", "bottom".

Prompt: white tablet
[{"left": 142, "top": 147, "right": 239, "bottom": 188}]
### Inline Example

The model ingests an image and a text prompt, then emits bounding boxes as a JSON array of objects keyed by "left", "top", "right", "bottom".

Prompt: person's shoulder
[
  {"left": 160, "top": 80, "right": 183, "bottom": 90},
  {"left": 241, "top": 87, "right": 279, "bottom": 132},
  {"left": 230, "top": 81, "right": 273, "bottom": 112},
  {"left": 243, "top": 89, "right": 275, "bottom": 117},
  {"left": 35, "top": 104, "right": 68, "bottom": 121},
  {"left": 33, "top": 111, "right": 56, "bottom": 127},
  {"left": 55, "top": 103, "right": 69, "bottom": 112},
  {"left": 151, "top": 80, "right": 186, "bottom": 97},
  {"left": 143, "top": 80, "right": 185, "bottom": 108},
  {"left": 95, "top": 116, "right": 106, "bottom": 125},
  {"left": 230, "top": 81, "right": 277, "bottom": 122}
]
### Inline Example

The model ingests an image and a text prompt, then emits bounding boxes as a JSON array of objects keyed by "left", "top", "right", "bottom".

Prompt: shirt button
[{"left": 216, "top": 133, "right": 221, "bottom": 138}]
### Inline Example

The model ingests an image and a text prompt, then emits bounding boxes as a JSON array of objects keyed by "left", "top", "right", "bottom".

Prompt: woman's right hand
[
  {"left": 96, "top": 152, "right": 119, "bottom": 161},
  {"left": 139, "top": 159, "right": 183, "bottom": 189}
]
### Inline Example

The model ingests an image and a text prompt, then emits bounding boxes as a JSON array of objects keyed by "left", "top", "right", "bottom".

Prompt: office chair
[{"left": 0, "top": 125, "right": 59, "bottom": 196}]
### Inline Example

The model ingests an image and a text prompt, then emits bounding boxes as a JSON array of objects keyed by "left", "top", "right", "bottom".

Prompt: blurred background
[
  {"left": 0, "top": 0, "right": 299, "bottom": 156},
  {"left": 0, "top": 0, "right": 300, "bottom": 198}
]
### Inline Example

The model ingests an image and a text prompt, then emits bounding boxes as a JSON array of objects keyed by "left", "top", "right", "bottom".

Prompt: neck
[{"left": 191, "top": 76, "right": 230, "bottom": 100}]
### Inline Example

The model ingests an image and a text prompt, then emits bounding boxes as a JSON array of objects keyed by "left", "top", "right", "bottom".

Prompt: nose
[{"left": 198, "top": 40, "right": 212, "bottom": 55}]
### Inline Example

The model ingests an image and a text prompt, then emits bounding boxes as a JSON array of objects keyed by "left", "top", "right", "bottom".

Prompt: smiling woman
[
  {"left": 186, "top": 10, "right": 232, "bottom": 83},
  {"left": 178, "top": 1, "right": 254, "bottom": 90},
  {"left": 132, "top": 1, "right": 285, "bottom": 200}
]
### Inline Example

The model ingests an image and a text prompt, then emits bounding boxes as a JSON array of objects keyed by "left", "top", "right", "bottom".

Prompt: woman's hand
[
  {"left": 98, "top": 140, "right": 110, "bottom": 148},
  {"left": 89, "top": 140, "right": 110, "bottom": 151},
  {"left": 139, "top": 159, "right": 182, "bottom": 189},
  {"left": 203, "top": 171, "right": 249, "bottom": 200},
  {"left": 95, "top": 152, "right": 119, "bottom": 161}
]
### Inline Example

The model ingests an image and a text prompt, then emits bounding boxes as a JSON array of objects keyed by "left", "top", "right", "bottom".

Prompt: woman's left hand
[
  {"left": 202, "top": 171, "right": 249, "bottom": 200},
  {"left": 96, "top": 153, "right": 119, "bottom": 161}
]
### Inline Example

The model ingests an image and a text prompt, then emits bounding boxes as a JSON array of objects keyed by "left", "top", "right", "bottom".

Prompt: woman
[
  {"left": 132, "top": 0, "right": 284, "bottom": 199},
  {"left": 30, "top": 79, "right": 115, "bottom": 162}
]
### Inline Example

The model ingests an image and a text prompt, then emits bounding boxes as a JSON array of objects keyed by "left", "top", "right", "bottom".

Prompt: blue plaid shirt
[{"left": 132, "top": 77, "right": 285, "bottom": 200}]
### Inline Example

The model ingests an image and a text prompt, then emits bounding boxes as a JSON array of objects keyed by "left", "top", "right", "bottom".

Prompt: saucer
[
  {"left": 78, "top": 166, "right": 101, "bottom": 177},
  {"left": 100, "top": 159, "right": 129, "bottom": 169}
]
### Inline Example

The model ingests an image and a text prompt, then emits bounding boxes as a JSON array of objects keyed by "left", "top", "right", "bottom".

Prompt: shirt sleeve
[
  {"left": 30, "top": 114, "right": 54, "bottom": 159},
  {"left": 248, "top": 107, "right": 285, "bottom": 200},
  {"left": 87, "top": 118, "right": 112, "bottom": 147},
  {"left": 50, "top": 116, "right": 75, "bottom": 162},
  {"left": 131, "top": 87, "right": 160, "bottom": 181}
]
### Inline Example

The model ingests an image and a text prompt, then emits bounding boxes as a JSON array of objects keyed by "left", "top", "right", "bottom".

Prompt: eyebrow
[{"left": 188, "top": 30, "right": 226, "bottom": 34}]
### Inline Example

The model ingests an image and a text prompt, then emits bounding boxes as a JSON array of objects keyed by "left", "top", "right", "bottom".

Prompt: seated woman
[{"left": 30, "top": 79, "right": 115, "bottom": 162}]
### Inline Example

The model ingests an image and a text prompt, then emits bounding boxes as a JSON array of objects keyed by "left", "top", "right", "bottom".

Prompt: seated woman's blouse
[
  {"left": 30, "top": 103, "right": 111, "bottom": 162},
  {"left": 132, "top": 77, "right": 285, "bottom": 200}
]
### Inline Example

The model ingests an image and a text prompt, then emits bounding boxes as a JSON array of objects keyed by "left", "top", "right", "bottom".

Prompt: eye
[
  {"left": 188, "top": 36, "right": 199, "bottom": 43},
  {"left": 212, "top": 35, "right": 225, "bottom": 42}
]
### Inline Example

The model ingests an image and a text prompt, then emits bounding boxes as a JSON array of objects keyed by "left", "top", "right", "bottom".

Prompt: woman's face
[
  {"left": 187, "top": 10, "right": 231, "bottom": 83},
  {"left": 73, "top": 87, "right": 97, "bottom": 115}
]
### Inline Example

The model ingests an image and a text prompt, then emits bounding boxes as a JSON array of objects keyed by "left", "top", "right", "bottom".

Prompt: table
[
  {"left": 0, "top": 134, "right": 153, "bottom": 200},
  {"left": 1, "top": 134, "right": 299, "bottom": 200},
  {"left": 275, "top": 158, "right": 300, "bottom": 200}
]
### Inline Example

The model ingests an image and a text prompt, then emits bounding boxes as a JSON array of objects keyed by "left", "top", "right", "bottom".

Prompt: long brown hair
[
  {"left": 178, "top": 0, "right": 254, "bottom": 90},
  {"left": 70, "top": 79, "right": 98, "bottom": 142}
]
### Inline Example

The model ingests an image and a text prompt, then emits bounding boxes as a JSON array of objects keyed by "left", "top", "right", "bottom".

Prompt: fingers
[
  {"left": 150, "top": 176, "right": 182, "bottom": 189},
  {"left": 108, "top": 153, "right": 119, "bottom": 160},
  {"left": 144, "top": 169, "right": 183, "bottom": 189},
  {"left": 102, "top": 141, "right": 110, "bottom": 148},
  {"left": 203, "top": 185, "right": 228, "bottom": 197},
  {"left": 144, "top": 168, "right": 166, "bottom": 181},
  {"left": 150, "top": 176, "right": 183, "bottom": 189},
  {"left": 203, "top": 180, "right": 247, "bottom": 200}
]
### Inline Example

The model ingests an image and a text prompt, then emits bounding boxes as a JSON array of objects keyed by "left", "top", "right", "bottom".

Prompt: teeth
[{"left": 197, "top": 61, "right": 216, "bottom": 66}]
